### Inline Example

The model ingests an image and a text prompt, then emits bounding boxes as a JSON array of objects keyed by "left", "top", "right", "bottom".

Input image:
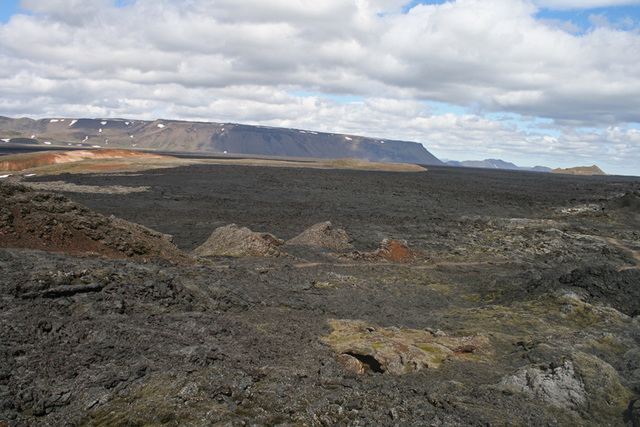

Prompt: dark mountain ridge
[{"left": 0, "top": 116, "right": 443, "bottom": 165}]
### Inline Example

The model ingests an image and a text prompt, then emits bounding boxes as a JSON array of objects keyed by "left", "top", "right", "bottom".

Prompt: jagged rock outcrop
[
  {"left": 286, "top": 221, "right": 353, "bottom": 250},
  {"left": 498, "top": 352, "right": 632, "bottom": 419},
  {"left": 192, "top": 224, "right": 286, "bottom": 258},
  {"left": 323, "top": 319, "right": 489, "bottom": 375},
  {"left": 0, "top": 182, "right": 192, "bottom": 264},
  {"left": 343, "top": 238, "right": 422, "bottom": 263}
]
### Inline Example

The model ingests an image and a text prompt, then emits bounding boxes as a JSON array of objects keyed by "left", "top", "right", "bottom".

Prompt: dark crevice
[{"left": 344, "top": 352, "right": 385, "bottom": 373}]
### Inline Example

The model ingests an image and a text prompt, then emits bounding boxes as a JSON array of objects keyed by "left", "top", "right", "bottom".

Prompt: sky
[{"left": 1, "top": 1, "right": 639, "bottom": 175}]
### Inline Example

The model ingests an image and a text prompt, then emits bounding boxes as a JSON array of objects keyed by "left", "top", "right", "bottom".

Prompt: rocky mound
[
  {"left": 0, "top": 149, "right": 170, "bottom": 172},
  {"left": 0, "top": 182, "right": 192, "bottom": 263},
  {"left": 323, "top": 319, "right": 489, "bottom": 375},
  {"left": 192, "top": 224, "right": 286, "bottom": 258},
  {"left": 343, "top": 238, "right": 422, "bottom": 263},
  {"left": 286, "top": 221, "right": 353, "bottom": 250}
]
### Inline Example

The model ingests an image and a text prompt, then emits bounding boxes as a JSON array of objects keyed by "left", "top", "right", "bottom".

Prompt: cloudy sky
[{"left": 1, "top": 0, "right": 639, "bottom": 175}]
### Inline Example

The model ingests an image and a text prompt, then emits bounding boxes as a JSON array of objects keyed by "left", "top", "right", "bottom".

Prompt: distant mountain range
[
  {"left": 0, "top": 116, "right": 606, "bottom": 174},
  {"left": 0, "top": 116, "right": 443, "bottom": 165},
  {"left": 445, "top": 158, "right": 552, "bottom": 173}
]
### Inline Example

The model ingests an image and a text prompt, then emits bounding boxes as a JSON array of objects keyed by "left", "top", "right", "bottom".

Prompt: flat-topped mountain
[
  {"left": 551, "top": 165, "right": 606, "bottom": 175},
  {"left": 0, "top": 116, "right": 443, "bottom": 165}
]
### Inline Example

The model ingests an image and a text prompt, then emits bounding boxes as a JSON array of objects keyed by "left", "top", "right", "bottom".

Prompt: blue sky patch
[
  {"left": 536, "top": 6, "right": 639, "bottom": 33},
  {"left": 0, "top": 0, "right": 20, "bottom": 24},
  {"left": 0, "top": 0, "right": 134, "bottom": 23},
  {"left": 290, "top": 92, "right": 365, "bottom": 104},
  {"left": 404, "top": 1, "right": 639, "bottom": 33}
]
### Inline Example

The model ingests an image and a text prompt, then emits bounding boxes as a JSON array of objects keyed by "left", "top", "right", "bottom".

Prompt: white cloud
[
  {"left": 0, "top": 0, "right": 639, "bottom": 175},
  {"left": 19, "top": 0, "right": 116, "bottom": 25}
]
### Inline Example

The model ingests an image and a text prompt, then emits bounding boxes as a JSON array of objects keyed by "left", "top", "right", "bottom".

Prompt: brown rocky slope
[
  {"left": 0, "top": 182, "right": 192, "bottom": 263},
  {"left": 0, "top": 149, "right": 171, "bottom": 172}
]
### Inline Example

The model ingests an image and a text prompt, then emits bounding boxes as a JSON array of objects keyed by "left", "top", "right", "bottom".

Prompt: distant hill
[
  {"left": 0, "top": 116, "right": 443, "bottom": 165},
  {"left": 551, "top": 165, "right": 606, "bottom": 176},
  {"left": 445, "top": 158, "right": 552, "bottom": 172}
]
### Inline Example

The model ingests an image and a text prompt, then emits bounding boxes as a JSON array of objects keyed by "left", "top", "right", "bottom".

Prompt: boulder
[
  {"left": 498, "top": 352, "right": 633, "bottom": 419},
  {"left": 286, "top": 221, "right": 353, "bottom": 250},
  {"left": 192, "top": 224, "right": 286, "bottom": 258}
]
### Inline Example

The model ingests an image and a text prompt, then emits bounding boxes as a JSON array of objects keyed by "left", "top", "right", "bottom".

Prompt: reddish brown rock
[
  {"left": 343, "top": 238, "right": 422, "bottom": 263},
  {"left": 0, "top": 182, "right": 192, "bottom": 264}
]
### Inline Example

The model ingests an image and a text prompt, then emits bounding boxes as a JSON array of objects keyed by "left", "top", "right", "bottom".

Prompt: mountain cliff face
[{"left": 0, "top": 116, "right": 443, "bottom": 165}]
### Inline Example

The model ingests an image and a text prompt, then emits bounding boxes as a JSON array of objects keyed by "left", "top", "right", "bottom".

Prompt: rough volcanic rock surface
[
  {"left": 286, "top": 221, "right": 353, "bottom": 250},
  {"left": 0, "top": 181, "right": 191, "bottom": 263},
  {"left": 1, "top": 162, "right": 640, "bottom": 426},
  {"left": 191, "top": 223, "right": 286, "bottom": 258},
  {"left": 609, "top": 190, "right": 640, "bottom": 212}
]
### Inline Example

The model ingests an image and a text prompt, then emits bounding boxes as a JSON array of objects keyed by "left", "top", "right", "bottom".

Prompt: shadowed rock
[
  {"left": 192, "top": 224, "right": 286, "bottom": 258},
  {"left": 560, "top": 266, "right": 640, "bottom": 316},
  {"left": 286, "top": 221, "right": 353, "bottom": 251}
]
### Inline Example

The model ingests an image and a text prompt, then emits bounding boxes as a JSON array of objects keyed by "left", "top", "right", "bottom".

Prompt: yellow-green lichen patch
[
  {"left": 445, "top": 291, "right": 630, "bottom": 340},
  {"left": 322, "top": 319, "right": 490, "bottom": 375},
  {"left": 87, "top": 372, "right": 226, "bottom": 426},
  {"left": 577, "top": 333, "right": 630, "bottom": 357}
]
